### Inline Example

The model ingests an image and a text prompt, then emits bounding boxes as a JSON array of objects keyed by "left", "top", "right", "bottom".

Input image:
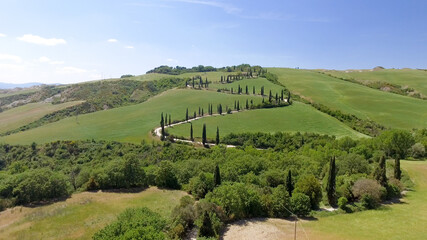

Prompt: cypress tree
[
  {"left": 160, "top": 113, "right": 165, "bottom": 141},
  {"left": 261, "top": 86, "right": 264, "bottom": 96},
  {"left": 169, "top": 114, "right": 171, "bottom": 125},
  {"left": 281, "top": 90, "right": 284, "bottom": 101},
  {"left": 202, "top": 124, "right": 207, "bottom": 146},
  {"left": 202, "top": 108, "right": 204, "bottom": 116},
  {"left": 198, "top": 212, "right": 215, "bottom": 237},
  {"left": 216, "top": 127, "right": 220, "bottom": 145},
  {"left": 394, "top": 158, "right": 401, "bottom": 180},
  {"left": 221, "top": 76, "right": 223, "bottom": 83},
  {"left": 246, "top": 99, "right": 249, "bottom": 109},
  {"left": 190, "top": 123, "right": 194, "bottom": 141},
  {"left": 192, "top": 78, "right": 195, "bottom": 88},
  {"left": 205, "top": 78, "right": 208, "bottom": 88},
  {"left": 199, "top": 107, "right": 201, "bottom": 116},
  {"left": 326, "top": 156, "right": 337, "bottom": 207},
  {"left": 165, "top": 114, "right": 168, "bottom": 126},
  {"left": 237, "top": 101, "right": 240, "bottom": 111},
  {"left": 374, "top": 155, "right": 387, "bottom": 186},
  {"left": 234, "top": 101, "right": 236, "bottom": 110},
  {"left": 269, "top": 90, "right": 272, "bottom": 102},
  {"left": 253, "top": 86, "right": 255, "bottom": 94},
  {"left": 286, "top": 169, "right": 294, "bottom": 197},
  {"left": 214, "top": 164, "right": 221, "bottom": 186},
  {"left": 193, "top": 111, "right": 196, "bottom": 119},
  {"left": 245, "top": 85, "right": 248, "bottom": 94},
  {"left": 186, "top": 108, "right": 189, "bottom": 121},
  {"left": 287, "top": 91, "right": 291, "bottom": 103},
  {"left": 238, "top": 84, "right": 241, "bottom": 94},
  {"left": 231, "top": 88, "right": 233, "bottom": 94},
  {"left": 275, "top": 93, "right": 278, "bottom": 102},
  {"left": 250, "top": 99, "right": 253, "bottom": 107},
  {"left": 210, "top": 104, "right": 213, "bottom": 115}
]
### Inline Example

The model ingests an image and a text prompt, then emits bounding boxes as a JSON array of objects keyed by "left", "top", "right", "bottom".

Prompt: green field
[
  {"left": 0, "top": 101, "right": 83, "bottom": 134},
  {"left": 322, "top": 68, "right": 427, "bottom": 96},
  {"left": 0, "top": 187, "right": 186, "bottom": 240},
  {"left": 0, "top": 89, "right": 264, "bottom": 145},
  {"left": 209, "top": 77, "right": 285, "bottom": 96},
  {"left": 305, "top": 160, "right": 427, "bottom": 240},
  {"left": 167, "top": 102, "right": 366, "bottom": 140},
  {"left": 0, "top": 88, "right": 39, "bottom": 98},
  {"left": 268, "top": 68, "right": 427, "bottom": 130}
]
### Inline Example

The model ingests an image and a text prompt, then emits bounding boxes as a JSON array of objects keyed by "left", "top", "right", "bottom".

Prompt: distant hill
[{"left": 0, "top": 82, "right": 44, "bottom": 89}]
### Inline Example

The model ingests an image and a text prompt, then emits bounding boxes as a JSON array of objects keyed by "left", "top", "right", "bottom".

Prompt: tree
[
  {"left": 378, "top": 130, "right": 414, "bottom": 179},
  {"left": 373, "top": 155, "right": 387, "bottom": 186},
  {"left": 165, "top": 114, "right": 168, "bottom": 126},
  {"left": 193, "top": 111, "right": 196, "bottom": 119},
  {"left": 199, "top": 107, "right": 201, "bottom": 116},
  {"left": 216, "top": 127, "right": 220, "bottom": 145},
  {"left": 245, "top": 99, "right": 249, "bottom": 109},
  {"left": 186, "top": 108, "right": 189, "bottom": 121},
  {"left": 287, "top": 91, "right": 291, "bottom": 103},
  {"left": 286, "top": 170, "right": 294, "bottom": 197},
  {"left": 190, "top": 123, "right": 194, "bottom": 141},
  {"left": 253, "top": 86, "right": 255, "bottom": 94},
  {"left": 214, "top": 165, "right": 221, "bottom": 186},
  {"left": 202, "top": 124, "right": 207, "bottom": 146},
  {"left": 326, "top": 156, "right": 337, "bottom": 206},
  {"left": 275, "top": 93, "right": 278, "bottom": 102},
  {"left": 295, "top": 174, "right": 322, "bottom": 209},
  {"left": 281, "top": 90, "right": 284, "bottom": 101},
  {"left": 198, "top": 212, "right": 215, "bottom": 238},
  {"left": 237, "top": 101, "right": 240, "bottom": 111},
  {"left": 218, "top": 104, "right": 222, "bottom": 115},
  {"left": 261, "top": 86, "right": 264, "bottom": 96},
  {"left": 271, "top": 185, "right": 291, "bottom": 218},
  {"left": 201, "top": 108, "right": 204, "bottom": 116},
  {"left": 156, "top": 161, "right": 180, "bottom": 189},
  {"left": 169, "top": 114, "right": 171, "bottom": 125},
  {"left": 160, "top": 113, "right": 165, "bottom": 141},
  {"left": 245, "top": 85, "right": 248, "bottom": 94},
  {"left": 205, "top": 78, "right": 208, "bottom": 88},
  {"left": 269, "top": 90, "right": 272, "bottom": 102}
]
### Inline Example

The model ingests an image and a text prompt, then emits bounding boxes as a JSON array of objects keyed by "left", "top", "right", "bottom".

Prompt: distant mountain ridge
[{"left": 0, "top": 82, "right": 44, "bottom": 89}]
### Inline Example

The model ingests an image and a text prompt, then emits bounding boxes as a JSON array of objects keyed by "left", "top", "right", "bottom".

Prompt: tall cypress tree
[
  {"left": 245, "top": 85, "right": 248, "bottom": 94},
  {"left": 287, "top": 91, "right": 291, "bottom": 103},
  {"left": 192, "top": 78, "right": 195, "bottom": 88},
  {"left": 246, "top": 99, "right": 249, "bottom": 109},
  {"left": 234, "top": 101, "right": 236, "bottom": 110},
  {"left": 216, "top": 127, "right": 220, "bottom": 145},
  {"left": 374, "top": 155, "right": 387, "bottom": 186},
  {"left": 202, "top": 108, "right": 204, "bottom": 116},
  {"left": 253, "top": 86, "right": 255, "bottom": 94},
  {"left": 202, "top": 124, "right": 207, "bottom": 146},
  {"left": 281, "top": 90, "right": 284, "bottom": 101},
  {"left": 237, "top": 101, "right": 240, "bottom": 111},
  {"left": 199, "top": 212, "right": 215, "bottom": 237},
  {"left": 190, "top": 123, "right": 194, "bottom": 141},
  {"left": 160, "top": 113, "right": 165, "bottom": 141},
  {"left": 214, "top": 165, "right": 221, "bottom": 186},
  {"left": 275, "top": 93, "right": 278, "bottom": 102},
  {"left": 326, "top": 156, "right": 337, "bottom": 207},
  {"left": 286, "top": 169, "right": 293, "bottom": 197},
  {"left": 231, "top": 88, "right": 233, "bottom": 94},
  {"left": 205, "top": 78, "right": 208, "bottom": 88},
  {"left": 261, "top": 86, "right": 264, "bottom": 96},
  {"left": 169, "top": 114, "right": 171, "bottom": 126},
  {"left": 269, "top": 90, "right": 272, "bottom": 102},
  {"left": 186, "top": 108, "right": 189, "bottom": 121},
  {"left": 394, "top": 158, "right": 401, "bottom": 180},
  {"left": 165, "top": 114, "right": 168, "bottom": 126},
  {"left": 193, "top": 111, "right": 196, "bottom": 119},
  {"left": 199, "top": 107, "right": 201, "bottom": 116}
]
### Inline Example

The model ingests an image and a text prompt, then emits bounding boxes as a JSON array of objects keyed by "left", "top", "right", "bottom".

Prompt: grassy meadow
[
  {"left": 0, "top": 187, "right": 186, "bottom": 240},
  {"left": 323, "top": 68, "right": 427, "bottom": 96},
  {"left": 0, "top": 101, "right": 83, "bottom": 134},
  {"left": 0, "top": 89, "right": 264, "bottom": 145},
  {"left": 167, "top": 102, "right": 366, "bottom": 140},
  {"left": 268, "top": 68, "right": 427, "bottom": 130},
  {"left": 304, "top": 160, "right": 427, "bottom": 240}
]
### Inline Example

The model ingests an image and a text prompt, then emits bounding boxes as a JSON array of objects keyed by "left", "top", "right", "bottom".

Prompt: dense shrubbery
[
  {"left": 0, "top": 128, "right": 425, "bottom": 237},
  {"left": 93, "top": 207, "right": 167, "bottom": 240},
  {"left": 146, "top": 64, "right": 264, "bottom": 75}
]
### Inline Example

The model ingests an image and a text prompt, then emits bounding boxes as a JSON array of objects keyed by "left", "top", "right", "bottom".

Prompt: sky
[{"left": 0, "top": 0, "right": 426, "bottom": 84}]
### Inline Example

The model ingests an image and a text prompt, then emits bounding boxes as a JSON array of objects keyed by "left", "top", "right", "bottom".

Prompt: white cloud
[
  {"left": 38, "top": 56, "right": 64, "bottom": 65},
  {"left": 57, "top": 66, "right": 87, "bottom": 74},
  {"left": 125, "top": 46, "right": 134, "bottom": 49},
  {"left": 107, "top": 38, "right": 118, "bottom": 43},
  {"left": 38, "top": 56, "right": 51, "bottom": 63},
  {"left": 0, "top": 53, "right": 22, "bottom": 63},
  {"left": 0, "top": 33, "right": 6, "bottom": 37},
  {"left": 17, "top": 34, "right": 67, "bottom": 46}
]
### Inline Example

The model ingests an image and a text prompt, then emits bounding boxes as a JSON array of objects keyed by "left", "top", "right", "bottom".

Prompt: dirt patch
[{"left": 221, "top": 218, "right": 309, "bottom": 240}]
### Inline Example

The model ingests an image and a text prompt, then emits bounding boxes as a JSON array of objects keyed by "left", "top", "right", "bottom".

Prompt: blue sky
[{"left": 0, "top": 0, "right": 426, "bottom": 84}]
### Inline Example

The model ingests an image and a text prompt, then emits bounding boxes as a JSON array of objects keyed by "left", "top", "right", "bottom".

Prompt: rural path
[{"left": 154, "top": 111, "right": 240, "bottom": 148}]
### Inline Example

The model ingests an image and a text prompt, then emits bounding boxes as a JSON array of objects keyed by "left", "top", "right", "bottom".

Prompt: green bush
[
  {"left": 290, "top": 193, "right": 311, "bottom": 217},
  {"left": 294, "top": 174, "right": 322, "bottom": 209},
  {"left": 337, "top": 197, "right": 348, "bottom": 210},
  {"left": 93, "top": 207, "right": 166, "bottom": 240},
  {"left": 271, "top": 185, "right": 291, "bottom": 218},
  {"left": 360, "top": 194, "right": 378, "bottom": 209},
  {"left": 189, "top": 172, "right": 215, "bottom": 199},
  {"left": 156, "top": 161, "right": 180, "bottom": 189}
]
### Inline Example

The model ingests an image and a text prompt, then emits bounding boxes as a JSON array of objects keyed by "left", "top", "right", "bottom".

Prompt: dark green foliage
[
  {"left": 160, "top": 113, "right": 165, "bottom": 141},
  {"left": 337, "top": 196, "right": 348, "bottom": 210},
  {"left": 214, "top": 165, "right": 221, "bottom": 187},
  {"left": 373, "top": 155, "right": 387, "bottom": 186},
  {"left": 326, "top": 156, "right": 337, "bottom": 206},
  {"left": 286, "top": 170, "right": 294, "bottom": 197},
  {"left": 290, "top": 193, "right": 311, "bottom": 217},
  {"left": 169, "top": 196, "right": 196, "bottom": 239},
  {"left": 190, "top": 124, "right": 194, "bottom": 141},
  {"left": 271, "top": 185, "right": 291, "bottom": 218},
  {"left": 202, "top": 124, "right": 207, "bottom": 146},
  {"left": 198, "top": 212, "right": 215, "bottom": 238},
  {"left": 93, "top": 207, "right": 166, "bottom": 240},
  {"left": 155, "top": 161, "right": 180, "bottom": 189},
  {"left": 216, "top": 127, "right": 220, "bottom": 145},
  {"left": 186, "top": 108, "right": 189, "bottom": 121},
  {"left": 189, "top": 172, "right": 215, "bottom": 199},
  {"left": 295, "top": 175, "right": 322, "bottom": 209}
]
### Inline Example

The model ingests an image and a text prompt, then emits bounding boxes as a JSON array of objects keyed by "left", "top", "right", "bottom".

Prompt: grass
[
  {"left": 167, "top": 102, "right": 366, "bottom": 140},
  {"left": 0, "top": 101, "right": 84, "bottom": 134},
  {"left": 268, "top": 68, "right": 427, "bottom": 130},
  {"left": 209, "top": 77, "right": 285, "bottom": 96},
  {"left": 0, "top": 187, "right": 186, "bottom": 240},
  {"left": 0, "top": 88, "right": 39, "bottom": 98},
  {"left": 304, "top": 160, "right": 427, "bottom": 240},
  {"left": 0, "top": 89, "right": 265, "bottom": 145},
  {"left": 322, "top": 68, "right": 427, "bottom": 96}
]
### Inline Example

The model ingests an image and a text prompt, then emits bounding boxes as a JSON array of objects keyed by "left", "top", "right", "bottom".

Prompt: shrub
[
  {"left": 410, "top": 143, "right": 425, "bottom": 158},
  {"left": 290, "top": 193, "right": 311, "bottom": 217},
  {"left": 155, "top": 161, "right": 180, "bottom": 189},
  {"left": 294, "top": 175, "right": 322, "bottom": 209},
  {"left": 271, "top": 185, "right": 291, "bottom": 218},
  {"left": 352, "top": 179, "right": 384, "bottom": 208},
  {"left": 337, "top": 197, "right": 348, "bottom": 210},
  {"left": 93, "top": 207, "right": 166, "bottom": 240},
  {"left": 189, "top": 172, "right": 215, "bottom": 199}
]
